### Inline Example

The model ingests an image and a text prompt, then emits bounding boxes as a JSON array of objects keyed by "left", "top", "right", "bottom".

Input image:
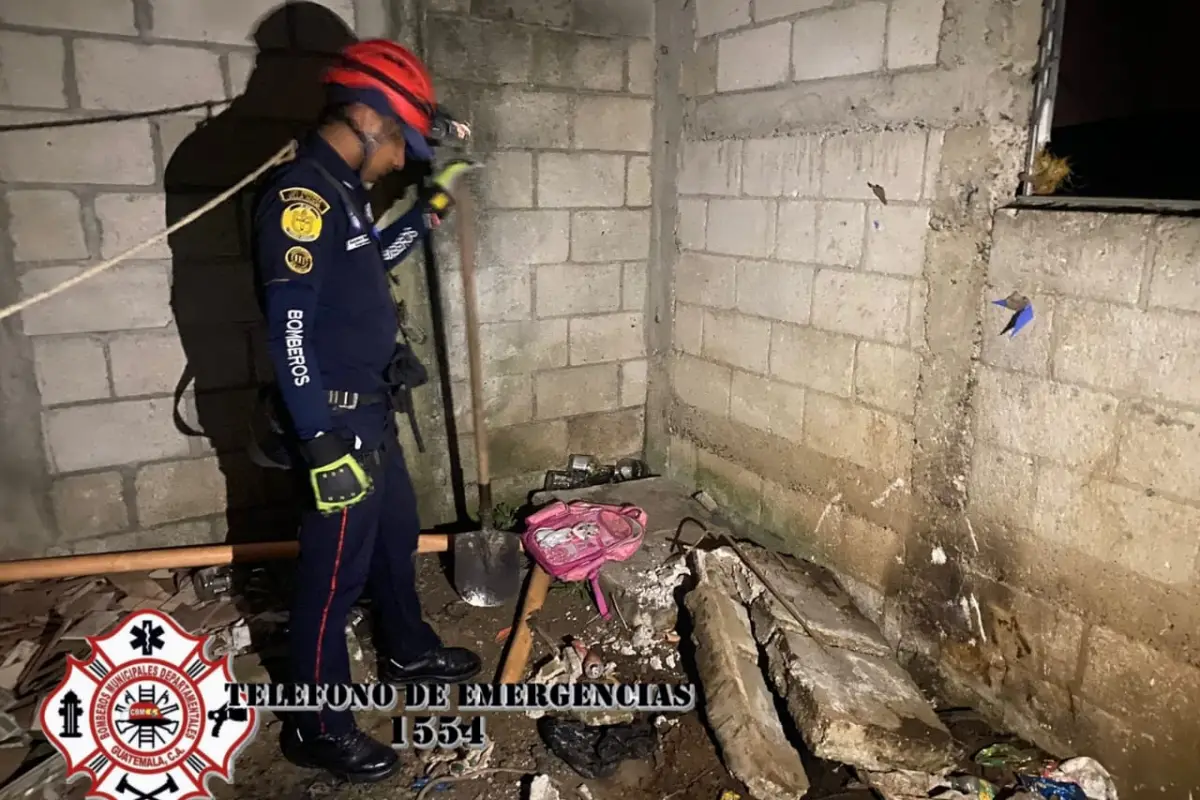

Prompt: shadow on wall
[{"left": 164, "top": 2, "right": 356, "bottom": 548}]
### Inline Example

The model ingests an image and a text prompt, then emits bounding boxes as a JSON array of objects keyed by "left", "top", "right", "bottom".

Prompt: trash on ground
[
  {"left": 1017, "top": 775, "right": 1089, "bottom": 800},
  {"left": 536, "top": 715, "right": 658, "bottom": 780},
  {"left": 411, "top": 775, "right": 452, "bottom": 793},
  {"left": 527, "top": 773, "right": 562, "bottom": 800},
  {"left": 973, "top": 743, "right": 1043, "bottom": 770},
  {"left": 946, "top": 775, "right": 999, "bottom": 798},
  {"left": 192, "top": 565, "right": 235, "bottom": 601},
  {"left": 569, "top": 639, "right": 604, "bottom": 679},
  {"left": 692, "top": 490, "right": 719, "bottom": 512},
  {"left": 542, "top": 454, "right": 648, "bottom": 491},
  {"left": 1045, "top": 757, "right": 1118, "bottom": 800}
]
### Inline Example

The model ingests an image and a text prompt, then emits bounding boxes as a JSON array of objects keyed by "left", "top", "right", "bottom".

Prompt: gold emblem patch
[
  {"left": 285, "top": 246, "right": 314, "bottom": 275},
  {"left": 281, "top": 203, "right": 323, "bottom": 242},
  {"left": 278, "top": 187, "right": 330, "bottom": 214}
]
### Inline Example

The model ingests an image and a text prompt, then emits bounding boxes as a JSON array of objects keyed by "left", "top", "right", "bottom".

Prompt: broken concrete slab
[
  {"left": 531, "top": 477, "right": 724, "bottom": 632},
  {"left": 685, "top": 552, "right": 810, "bottom": 800},
  {"left": 764, "top": 627, "right": 956, "bottom": 773},
  {"left": 733, "top": 548, "right": 893, "bottom": 658},
  {"left": 688, "top": 545, "right": 958, "bottom": 778}
]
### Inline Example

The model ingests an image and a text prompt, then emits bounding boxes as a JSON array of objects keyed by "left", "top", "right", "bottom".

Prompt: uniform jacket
[{"left": 251, "top": 133, "right": 431, "bottom": 450}]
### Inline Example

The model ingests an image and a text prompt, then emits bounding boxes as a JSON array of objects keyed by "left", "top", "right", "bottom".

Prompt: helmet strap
[{"left": 335, "top": 108, "right": 383, "bottom": 180}]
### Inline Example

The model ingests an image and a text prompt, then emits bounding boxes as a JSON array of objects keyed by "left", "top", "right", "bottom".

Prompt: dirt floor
[
  {"left": 207, "top": 554, "right": 756, "bottom": 800},
  {"left": 188, "top": 551, "right": 1050, "bottom": 800},
  {"left": 0, "top": 480, "right": 1053, "bottom": 800}
]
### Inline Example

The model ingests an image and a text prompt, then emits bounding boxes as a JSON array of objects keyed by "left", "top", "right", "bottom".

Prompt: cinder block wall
[
  {"left": 409, "top": 0, "right": 655, "bottom": 516},
  {"left": 656, "top": 0, "right": 1200, "bottom": 794},
  {"left": 0, "top": 0, "right": 389, "bottom": 559},
  {"left": 0, "top": 0, "right": 653, "bottom": 558}
]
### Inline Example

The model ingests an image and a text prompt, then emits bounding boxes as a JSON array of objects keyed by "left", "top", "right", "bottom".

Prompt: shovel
[{"left": 451, "top": 183, "right": 523, "bottom": 607}]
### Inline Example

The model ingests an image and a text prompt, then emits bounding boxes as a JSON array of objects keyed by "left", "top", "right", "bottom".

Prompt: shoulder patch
[
  {"left": 278, "top": 187, "right": 331, "bottom": 215},
  {"left": 281, "top": 203, "right": 323, "bottom": 242},
  {"left": 285, "top": 245, "right": 314, "bottom": 275}
]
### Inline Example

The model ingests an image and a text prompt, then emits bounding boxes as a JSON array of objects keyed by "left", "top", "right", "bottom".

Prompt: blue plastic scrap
[
  {"left": 411, "top": 776, "right": 451, "bottom": 792},
  {"left": 993, "top": 292, "right": 1034, "bottom": 337},
  {"left": 1017, "top": 775, "right": 1089, "bottom": 800}
]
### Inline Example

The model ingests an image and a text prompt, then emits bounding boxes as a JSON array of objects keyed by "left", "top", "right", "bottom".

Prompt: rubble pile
[
  {"left": 517, "top": 477, "right": 1115, "bottom": 800},
  {"left": 686, "top": 545, "right": 960, "bottom": 799}
]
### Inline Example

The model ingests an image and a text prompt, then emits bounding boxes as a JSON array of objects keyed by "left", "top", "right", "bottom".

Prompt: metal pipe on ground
[{"left": 0, "top": 534, "right": 451, "bottom": 584}]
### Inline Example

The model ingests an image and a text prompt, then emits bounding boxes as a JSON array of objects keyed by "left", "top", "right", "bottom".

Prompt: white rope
[{"left": 0, "top": 140, "right": 299, "bottom": 324}]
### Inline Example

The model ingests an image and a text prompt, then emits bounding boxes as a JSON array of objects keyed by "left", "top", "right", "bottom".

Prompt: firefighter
[{"left": 251, "top": 39, "right": 480, "bottom": 781}]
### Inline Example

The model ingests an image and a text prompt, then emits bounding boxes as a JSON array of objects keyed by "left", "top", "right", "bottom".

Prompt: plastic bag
[
  {"left": 973, "top": 743, "right": 1042, "bottom": 770},
  {"left": 536, "top": 715, "right": 657, "bottom": 779},
  {"left": 1047, "top": 757, "right": 1118, "bottom": 800},
  {"left": 1017, "top": 776, "right": 1088, "bottom": 800}
]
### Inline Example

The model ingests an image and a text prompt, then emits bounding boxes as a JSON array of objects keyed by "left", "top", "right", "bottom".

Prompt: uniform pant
[{"left": 288, "top": 435, "right": 440, "bottom": 736}]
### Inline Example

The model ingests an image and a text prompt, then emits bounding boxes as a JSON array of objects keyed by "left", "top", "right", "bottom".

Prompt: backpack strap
[{"left": 589, "top": 572, "right": 611, "bottom": 619}]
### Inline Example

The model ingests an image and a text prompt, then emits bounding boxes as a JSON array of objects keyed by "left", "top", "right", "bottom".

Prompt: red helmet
[{"left": 322, "top": 40, "right": 436, "bottom": 138}]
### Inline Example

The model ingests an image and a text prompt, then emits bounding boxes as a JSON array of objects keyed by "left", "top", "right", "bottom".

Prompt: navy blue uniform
[{"left": 252, "top": 133, "right": 437, "bottom": 738}]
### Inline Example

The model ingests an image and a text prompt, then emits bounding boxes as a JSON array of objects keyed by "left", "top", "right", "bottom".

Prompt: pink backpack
[{"left": 522, "top": 500, "right": 647, "bottom": 618}]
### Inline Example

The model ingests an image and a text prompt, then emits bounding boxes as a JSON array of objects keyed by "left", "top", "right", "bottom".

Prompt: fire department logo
[{"left": 40, "top": 610, "right": 259, "bottom": 800}]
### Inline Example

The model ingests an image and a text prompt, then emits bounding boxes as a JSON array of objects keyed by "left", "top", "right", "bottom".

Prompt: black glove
[{"left": 303, "top": 434, "right": 371, "bottom": 514}]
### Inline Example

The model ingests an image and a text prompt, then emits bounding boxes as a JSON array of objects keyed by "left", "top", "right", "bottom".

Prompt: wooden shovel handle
[
  {"left": 498, "top": 564, "right": 553, "bottom": 684},
  {"left": 0, "top": 534, "right": 450, "bottom": 584},
  {"left": 455, "top": 187, "right": 493, "bottom": 509}
]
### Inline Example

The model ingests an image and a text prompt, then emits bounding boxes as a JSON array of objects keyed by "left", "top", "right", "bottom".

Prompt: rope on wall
[{"left": 0, "top": 140, "right": 299, "bottom": 324}]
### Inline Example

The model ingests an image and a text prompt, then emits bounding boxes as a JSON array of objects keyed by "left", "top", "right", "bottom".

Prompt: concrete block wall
[
  {"left": 0, "top": 0, "right": 391, "bottom": 558},
  {"left": 411, "top": 0, "right": 654, "bottom": 511},
  {"left": 0, "top": 0, "right": 653, "bottom": 558},
  {"left": 963, "top": 210, "right": 1200, "bottom": 793},
  {"left": 658, "top": 0, "right": 1200, "bottom": 793}
]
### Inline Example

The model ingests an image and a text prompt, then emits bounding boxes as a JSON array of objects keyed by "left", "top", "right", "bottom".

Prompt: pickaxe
[{"left": 115, "top": 773, "right": 178, "bottom": 800}]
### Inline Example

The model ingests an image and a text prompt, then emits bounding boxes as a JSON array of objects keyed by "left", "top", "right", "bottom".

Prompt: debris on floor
[
  {"left": 542, "top": 453, "right": 649, "bottom": 492},
  {"left": 527, "top": 773, "right": 562, "bottom": 800},
  {"left": 531, "top": 476, "right": 724, "bottom": 634},
  {"left": 0, "top": 476, "right": 1121, "bottom": 800},
  {"left": 688, "top": 544, "right": 959, "bottom": 779},
  {"left": 685, "top": 550, "right": 812, "bottom": 800},
  {"left": 536, "top": 715, "right": 658, "bottom": 780},
  {"left": 1043, "top": 758, "right": 1118, "bottom": 800}
]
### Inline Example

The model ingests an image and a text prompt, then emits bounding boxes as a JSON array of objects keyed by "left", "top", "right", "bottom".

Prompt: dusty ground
[
  {"left": 7, "top": 535, "right": 1049, "bottom": 800},
  {"left": 207, "top": 555, "right": 755, "bottom": 800}
]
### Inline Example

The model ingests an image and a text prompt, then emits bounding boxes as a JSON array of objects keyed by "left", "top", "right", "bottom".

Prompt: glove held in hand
[
  {"left": 303, "top": 434, "right": 371, "bottom": 514},
  {"left": 424, "top": 159, "right": 481, "bottom": 221}
]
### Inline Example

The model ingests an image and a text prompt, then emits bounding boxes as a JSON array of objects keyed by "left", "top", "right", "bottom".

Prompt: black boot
[
  {"left": 280, "top": 725, "right": 399, "bottom": 783},
  {"left": 379, "top": 646, "right": 482, "bottom": 684}
]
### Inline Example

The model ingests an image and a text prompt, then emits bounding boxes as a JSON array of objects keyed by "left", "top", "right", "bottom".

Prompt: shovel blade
[{"left": 453, "top": 528, "right": 523, "bottom": 607}]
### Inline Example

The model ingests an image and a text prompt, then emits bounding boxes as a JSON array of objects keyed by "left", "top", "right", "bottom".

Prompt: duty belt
[
  {"left": 327, "top": 390, "right": 387, "bottom": 411},
  {"left": 326, "top": 386, "right": 425, "bottom": 453}
]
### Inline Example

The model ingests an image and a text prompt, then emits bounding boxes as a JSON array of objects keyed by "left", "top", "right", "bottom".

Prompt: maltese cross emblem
[{"left": 40, "top": 610, "right": 259, "bottom": 800}]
